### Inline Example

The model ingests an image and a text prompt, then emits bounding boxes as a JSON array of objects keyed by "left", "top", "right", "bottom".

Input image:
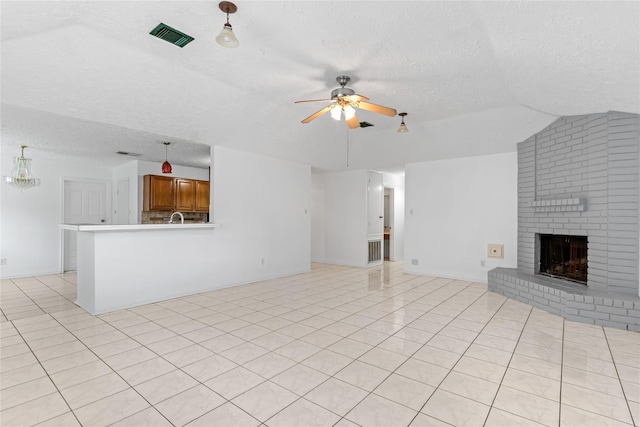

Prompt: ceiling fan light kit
[
  {"left": 216, "top": 1, "right": 239, "bottom": 48},
  {"left": 397, "top": 112, "right": 409, "bottom": 133},
  {"left": 296, "top": 75, "right": 397, "bottom": 129}
]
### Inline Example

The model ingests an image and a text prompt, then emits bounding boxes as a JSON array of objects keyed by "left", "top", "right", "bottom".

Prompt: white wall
[
  {"left": 210, "top": 146, "right": 311, "bottom": 284},
  {"left": 311, "top": 172, "right": 326, "bottom": 263},
  {"left": 112, "top": 161, "right": 138, "bottom": 224},
  {"left": 311, "top": 169, "right": 369, "bottom": 267},
  {"left": 383, "top": 172, "right": 405, "bottom": 262},
  {"left": 1, "top": 155, "right": 112, "bottom": 277},
  {"left": 404, "top": 152, "right": 517, "bottom": 282}
]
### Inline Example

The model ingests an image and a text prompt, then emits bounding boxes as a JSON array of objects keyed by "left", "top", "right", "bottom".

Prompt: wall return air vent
[{"left": 149, "top": 23, "right": 194, "bottom": 48}]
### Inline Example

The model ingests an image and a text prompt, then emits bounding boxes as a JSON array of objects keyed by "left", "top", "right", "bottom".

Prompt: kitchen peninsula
[{"left": 61, "top": 223, "right": 218, "bottom": 314}]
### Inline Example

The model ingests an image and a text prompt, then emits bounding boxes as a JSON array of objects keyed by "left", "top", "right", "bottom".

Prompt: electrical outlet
[
  {"left": 0, "top": 258, "right": 6, "bottom": 265},
  {"left": 480, "top": 260, "right": 486, "bottom": 267},
  {"left": 411, "top": 258, "right": 419, "bottom": 265}
]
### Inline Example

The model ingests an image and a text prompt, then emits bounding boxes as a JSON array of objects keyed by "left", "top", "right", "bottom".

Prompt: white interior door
[
  {"left": 63, "top": 180, "right": 108, "bottom": 271},
  {"left": 116, "top": 178, "right": 130, "bottom": 225}
]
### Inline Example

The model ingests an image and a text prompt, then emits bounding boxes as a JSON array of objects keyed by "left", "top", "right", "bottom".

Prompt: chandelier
[{"left": 3, "top": 145, "right": 41, "bottom": 190}]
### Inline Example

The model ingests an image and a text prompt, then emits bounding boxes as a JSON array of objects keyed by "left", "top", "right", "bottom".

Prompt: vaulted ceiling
[{"left": 1, "top": 1, "right": 638, "bottom": 171}]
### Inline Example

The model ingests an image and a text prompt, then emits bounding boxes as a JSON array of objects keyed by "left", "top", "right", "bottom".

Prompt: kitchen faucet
[{"left": 169, "top": 212, "right": 184, "bottom": 224}]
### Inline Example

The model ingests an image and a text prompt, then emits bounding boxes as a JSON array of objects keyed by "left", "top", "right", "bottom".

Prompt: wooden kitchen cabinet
[
  {"left": 143, "top": 175, "right": 210, "bottom": 212},
  {"left": 143, "top": 175, "right": 175, "bottom": 211},
  {"left": 175, "top": 179, "right": 196, "bottom": 211},
  {"left": 195, "top": 180, "right": 210, "bottom": 212}
]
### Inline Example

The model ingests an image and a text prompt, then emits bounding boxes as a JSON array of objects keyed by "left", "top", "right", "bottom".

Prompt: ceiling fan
[{"left": 295, "top": 76, "right": 397, "bottom": 129}]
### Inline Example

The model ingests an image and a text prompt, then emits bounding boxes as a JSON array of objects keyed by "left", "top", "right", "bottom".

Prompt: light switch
[{"left": 487, "top": 244, "right": 504, "bottom": 258}]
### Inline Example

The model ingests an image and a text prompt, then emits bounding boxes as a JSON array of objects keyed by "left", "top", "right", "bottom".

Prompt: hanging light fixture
[
  {"left": 216, "top": 1, "right": 239, "bottom": 48},
  {"left": 162, "top": 142, "right": 172, "bottom": 174},
  {"left": 397, "top": 112, "right": 409, "bottom": 133},
  {"left": 3, "top": 145, "right": 41, "bottom": 190}
]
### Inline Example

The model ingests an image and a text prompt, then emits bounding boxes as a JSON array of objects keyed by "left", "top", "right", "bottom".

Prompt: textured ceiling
[{"left": 1, "top": 1, "right": 638, "bottom": 171}]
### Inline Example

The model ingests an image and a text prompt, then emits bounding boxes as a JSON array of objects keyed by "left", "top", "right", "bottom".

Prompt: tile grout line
[
  {"left": 3, "top": 265, "right": 638, "bottom": 426},
  {"left": 481, "top": 302, "right": 535, "bottom": 426},
  {"left": 4, "top": 314, "right": 83, "bottom": 426},
  {"left": 325, "top": 279, "right": 496, "bottom": 426},
  {"left": 603, "top": 327, "right": 637, "bottom": 426},
  {"left": 558, "top": 317, "right": 565, "bottom": 427},
  {"left": 30, "top": 309, "right": 178, "bottom": 426},
  {"left": 221, "top": 271, "right": 457, "bottom": 425},
  {"left": 403, "top": 286, "right": 521, "bottom": 426}
]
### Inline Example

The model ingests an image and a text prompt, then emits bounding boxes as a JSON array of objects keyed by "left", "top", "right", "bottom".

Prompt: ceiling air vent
[
  {"left": 150, "top": 23, "right": 194, "bottom": 48},
  {"left": 359, "top": 122, "right": 374, "bottom": 128},
  {"left": 116, "top": 151, "right": 142, "bottom": 157}
]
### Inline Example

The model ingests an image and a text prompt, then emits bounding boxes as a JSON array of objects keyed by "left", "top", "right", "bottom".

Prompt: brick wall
[{"left": 517, "top": 112, "right": 639, "bottom": 296}]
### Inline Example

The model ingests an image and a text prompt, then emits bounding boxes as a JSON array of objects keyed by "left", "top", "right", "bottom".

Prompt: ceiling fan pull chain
[{"left": 346, "top": 130, "right": 350, "bottom": 168}]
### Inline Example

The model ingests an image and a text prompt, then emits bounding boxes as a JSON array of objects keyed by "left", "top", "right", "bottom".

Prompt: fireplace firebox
[{"left": 539, "top": 234, "right": 587, "bottom": 284}]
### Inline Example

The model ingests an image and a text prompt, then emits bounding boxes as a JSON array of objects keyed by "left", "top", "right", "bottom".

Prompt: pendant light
[
  {"left": 3, "top": 145, "right": 41, "bottom": 190},
  {"left": 397, "top": 112, "right": 409, "bottom": 133},
  {"left": 216, "top": 1, "right": 239, "bottom": 48},
  {"left": 162, "top": 142, "right": 172, "bottom": 174}
]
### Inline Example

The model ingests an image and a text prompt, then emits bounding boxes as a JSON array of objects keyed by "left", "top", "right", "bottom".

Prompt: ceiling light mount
[
  {"left": 397, "top": 112, "right": 409, "bottom": 133},
  {"left": 219, "top": 1, "right": 237, "bottom": 15},
  {"left": 331, "top": 76, "right": 356, "bottom": 99},
  {"left": 216, "top": 1, "right": 239, "bottom": 48}
]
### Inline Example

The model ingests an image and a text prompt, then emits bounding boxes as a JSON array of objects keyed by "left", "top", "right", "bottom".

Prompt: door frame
[
  {"left": 59, "top": 177, "right": 112, "bottom": 272},
  {"left": 116, "top": 177, "right": 130, "bottom": 225},
  {"left": 384, "top": 187, "right": 395, "bottom": 261}
]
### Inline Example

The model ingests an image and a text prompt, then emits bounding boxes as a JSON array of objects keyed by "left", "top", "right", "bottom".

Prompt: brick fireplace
[{"left": 489, "top": 111, "right": 640, "bottom": 331}]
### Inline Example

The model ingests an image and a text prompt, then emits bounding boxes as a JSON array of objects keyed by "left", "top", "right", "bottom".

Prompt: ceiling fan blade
[
  {"left": 294, "top": 99, "right": 333, "bottom": 104},
  {"left": 347, "top": 114, "right": 360, "bottom": 129},
  {"left": 301, "top": 105, "right": 333, "bottom": 123},
  {"left": 343, "top": 94, "right": 369, "bottom": 102},
  {"left": 356, "top": 101, "right": 397, "bottom": 117}
]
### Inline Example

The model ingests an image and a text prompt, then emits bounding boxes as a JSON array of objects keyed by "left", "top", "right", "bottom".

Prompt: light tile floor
[{"left": 1, "top": 262, "right": 639, "bottom": 426}]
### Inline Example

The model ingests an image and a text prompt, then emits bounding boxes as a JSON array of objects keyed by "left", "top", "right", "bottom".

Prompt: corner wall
[
  {"left": 311, "top": 170, "right": 369, "bottom": 267},
  {"left": 210, "top": 146, "right": 311, "bottom": 283},
  {"left": 383, "top": 172, "right": 405, "bottom": 262}
]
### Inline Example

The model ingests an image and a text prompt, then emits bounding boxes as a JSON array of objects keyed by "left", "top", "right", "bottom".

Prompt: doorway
[
  {"left": 384, "top": 187, "right": 394, "bottom": 260},
  {"left": 62, "top": 179, "right": 110, "bottom": 271}
]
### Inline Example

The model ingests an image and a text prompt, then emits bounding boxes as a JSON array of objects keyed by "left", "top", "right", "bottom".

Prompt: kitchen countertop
[{"left": 60, "top": 223, "right": 218, "bottom": 232}]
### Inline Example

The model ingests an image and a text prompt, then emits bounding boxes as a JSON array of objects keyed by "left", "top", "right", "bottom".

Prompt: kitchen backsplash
[{"left": 141, "top": 211, "right": 208, "bottom": 224}]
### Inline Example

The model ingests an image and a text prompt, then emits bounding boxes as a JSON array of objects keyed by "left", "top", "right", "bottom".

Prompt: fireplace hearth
[{"left": 539, "top": 234, "right": 587, "bottom": 284}]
